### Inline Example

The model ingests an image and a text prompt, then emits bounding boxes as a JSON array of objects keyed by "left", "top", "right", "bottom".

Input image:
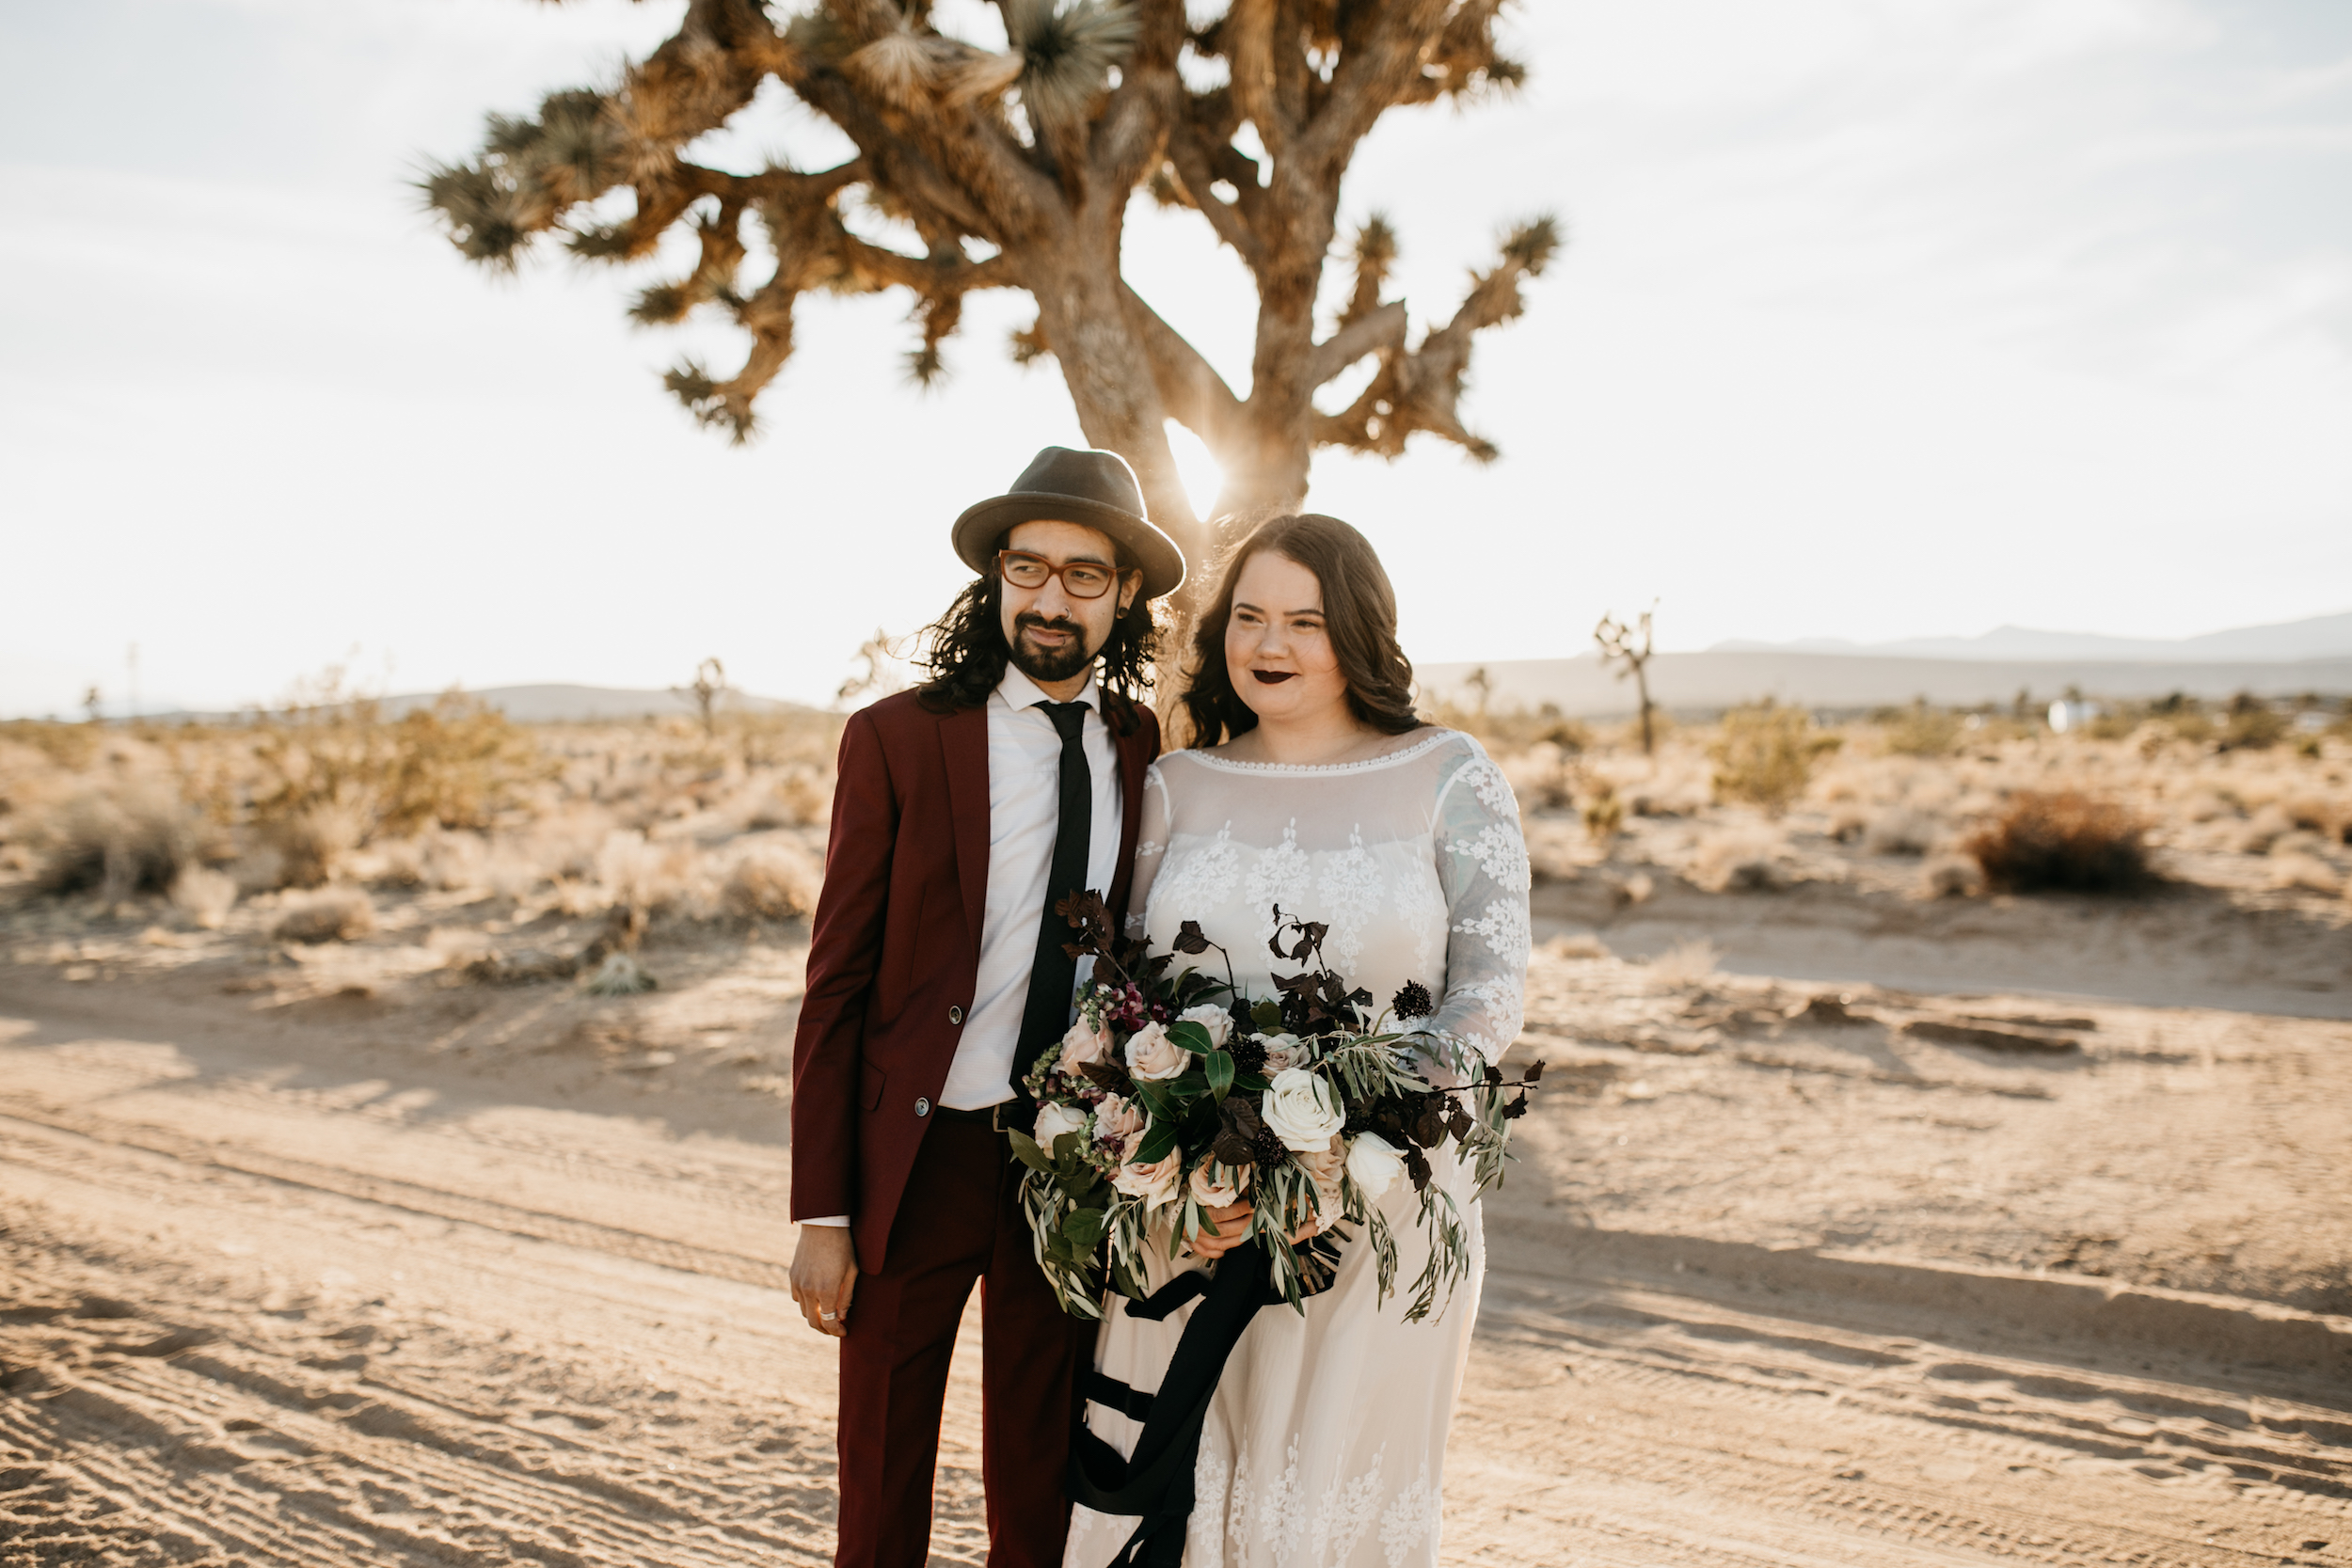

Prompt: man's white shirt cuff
[{"left": 803, "top": 1214, "right": 850, "bottom": 1227}]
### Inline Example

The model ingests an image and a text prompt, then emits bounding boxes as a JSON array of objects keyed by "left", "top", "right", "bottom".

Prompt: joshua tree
[
  {"left": 677, "top": 657, "right": 730, "bottom": 738},
  {"left": 1594, "top": 604, "right": 1656, "bottom": 757},
  {"left": 421, "top": 0, "right": 1556, "bottom": 568}
]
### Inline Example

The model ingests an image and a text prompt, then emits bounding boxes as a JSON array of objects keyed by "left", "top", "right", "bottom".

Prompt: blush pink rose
[
  {"left": 1112, "top": 1136, "right": 1183, "bottom": 1208},
  {"left": 1093, "top": 1094, "right": 1145, "bottom": 1145},
  {"left": 1124, "top": 1021, "right": 1189, "bottom": 1082},
  {"left": 1057, "top": 1018, "right": 1113, "bottom": 1074}
]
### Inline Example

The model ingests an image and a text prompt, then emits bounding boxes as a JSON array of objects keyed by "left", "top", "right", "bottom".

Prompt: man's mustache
[{"left": 1015, "top": 613, "right": 1083, "bottom": 638}]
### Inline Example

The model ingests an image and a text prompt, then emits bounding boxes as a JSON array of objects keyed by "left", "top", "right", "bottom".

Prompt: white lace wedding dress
[{"left": 1063, "top": 728, "right": 1531, "bottom": 1568}]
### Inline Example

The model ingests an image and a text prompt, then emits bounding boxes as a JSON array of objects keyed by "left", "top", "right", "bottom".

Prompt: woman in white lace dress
[{"left": 1064, "top": 515, "right": 1530, "bottom": 1568}]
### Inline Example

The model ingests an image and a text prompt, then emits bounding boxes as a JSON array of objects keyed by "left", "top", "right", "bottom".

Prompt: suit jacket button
[
  {"left": 914, "top": 1097, "right": 931, "bottom": 1117},
  {"left": 949, "top": 1006, "right": 964, "bottom": 1025}
]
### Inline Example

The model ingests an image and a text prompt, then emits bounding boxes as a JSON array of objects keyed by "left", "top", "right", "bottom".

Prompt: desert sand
[{"left": 4, "top": 703, "right": 2350, "bottom": 1565}]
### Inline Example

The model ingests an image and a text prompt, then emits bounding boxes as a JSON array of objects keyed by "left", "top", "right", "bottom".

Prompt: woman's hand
[{"left": 1187, "top": 1200, "right": 1256, "bottom": 1259}]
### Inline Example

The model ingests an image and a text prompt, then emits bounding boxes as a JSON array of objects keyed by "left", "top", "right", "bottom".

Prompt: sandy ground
[{"left": 4, "top": 882, "right": 2351, "bottom": 1568}]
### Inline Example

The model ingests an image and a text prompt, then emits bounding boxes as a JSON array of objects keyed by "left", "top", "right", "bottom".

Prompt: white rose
[
  {"left": 1032, "top": 1100, "right": 1089, "bottom": 1151},
  {"left": 1057, "top": 1019, "right": 1111, "bottom": 1073},
  {"left": 1187, "top": 1159, "right": 1251, "bottom": 1210},
  {"left": 1259, "top": 1033, "right": 1304, "bottom": 1073},
  {"left": 1111, "top": 1137, "right": 1183, "bottom": 1208},
  {"left": 1260, "top": 1068, "right": 1344, "bottom": 1152},
  {"left": 1177, "top": 1005, "right": 1232, "bottom": 1049},
  {"left": 1344, "top": 1132, "right": 1406, "bottom": 1202},
  {"left": 1124, "top": 1021, "right": 1188, "bottom": 1082}
]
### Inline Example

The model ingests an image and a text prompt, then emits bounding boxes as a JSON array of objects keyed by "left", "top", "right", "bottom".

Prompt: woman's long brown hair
[{"left": 1180, "top": 513, "right": 1422, "bottom": 748}]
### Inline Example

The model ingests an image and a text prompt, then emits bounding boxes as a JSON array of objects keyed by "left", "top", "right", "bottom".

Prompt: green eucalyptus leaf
[
  {"left": 1007, "top": 1130, "right": 1052, "bottom": 1175},
  {"left": 1168, "top": 1019, "right": 1215, "bottom": 1055}
]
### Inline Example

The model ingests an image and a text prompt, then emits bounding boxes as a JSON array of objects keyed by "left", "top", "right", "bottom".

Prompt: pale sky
[{"left": 4, "top": 0, "right": 2348, "bottom": 716}]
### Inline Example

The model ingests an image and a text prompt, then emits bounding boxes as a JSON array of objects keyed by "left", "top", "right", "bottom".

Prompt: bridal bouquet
[{"left": 1010, "top": 894, "right": 1542, "bottom": 1323}]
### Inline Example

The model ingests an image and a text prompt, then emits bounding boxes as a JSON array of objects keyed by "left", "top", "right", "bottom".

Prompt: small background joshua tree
[
  {"left": 1594, "top": 605, "right": 1658, "bottom": 757},
  {"left": 675, "top": 658, "right": 730, "bottom": 742}
]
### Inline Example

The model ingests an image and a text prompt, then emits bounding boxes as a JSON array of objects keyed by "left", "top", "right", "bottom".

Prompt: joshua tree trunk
[{"left": 422, "top": 0, "right": 1559, "bottom": 583}]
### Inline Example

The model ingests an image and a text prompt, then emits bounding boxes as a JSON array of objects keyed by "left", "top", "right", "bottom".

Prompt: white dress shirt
[
  {"left": 940, "top": 664, "right": 1125, "bottom": 1109},
  {"left": 803, "top": 666, "right": 1124, "bottom": 1229}
]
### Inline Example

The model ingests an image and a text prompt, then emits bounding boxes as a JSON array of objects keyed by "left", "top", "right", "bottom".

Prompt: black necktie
[{"left": 1011, "top": 701, "right": 1093, "bottom": 1104}]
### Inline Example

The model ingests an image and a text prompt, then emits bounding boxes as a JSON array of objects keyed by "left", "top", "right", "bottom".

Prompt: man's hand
[
  {"left": 1187, "top": 1200, "right": 1256, "bottom": 1260},
  {"left": 791, "top": 1226, "right": 859, "bottom": 1338}
]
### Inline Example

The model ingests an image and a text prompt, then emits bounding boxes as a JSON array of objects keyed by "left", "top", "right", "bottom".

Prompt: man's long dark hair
[
  {"left": 1181, "top": 513, "right": 1422, "bottom": 747},
  {"left": 916, "top": 567, "right": 1161, "bottom": 736}
]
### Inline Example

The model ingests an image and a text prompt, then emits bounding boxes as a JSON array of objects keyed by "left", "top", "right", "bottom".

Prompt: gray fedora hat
[{"left": 952, "top": 446, "right": 1186, "bottom": 601}]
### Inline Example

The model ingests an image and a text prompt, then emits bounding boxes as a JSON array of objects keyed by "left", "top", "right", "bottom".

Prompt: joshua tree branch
[{"left": 1308, "top": 302, "right": 1406, "bottom": 388}]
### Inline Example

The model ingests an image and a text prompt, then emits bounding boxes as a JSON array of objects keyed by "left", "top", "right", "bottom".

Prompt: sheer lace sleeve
[
  {"left": 1122, "top": 761, "right": 1172, "bottom": 940},
  {"left": 1421, "top": 737, "right": 1531, "bottom": 1079}
]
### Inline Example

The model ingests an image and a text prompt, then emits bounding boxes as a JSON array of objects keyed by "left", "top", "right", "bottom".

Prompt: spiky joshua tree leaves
[{"left": 422, "top": 0, "right": 1558, "bottom": 562}]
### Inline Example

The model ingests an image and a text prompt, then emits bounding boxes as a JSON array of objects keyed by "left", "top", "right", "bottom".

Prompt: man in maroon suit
[{"left": 788, "top": 448, "right": 1186, "bottom": 1568}]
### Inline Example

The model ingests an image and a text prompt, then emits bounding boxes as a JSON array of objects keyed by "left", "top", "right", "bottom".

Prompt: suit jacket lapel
[{"left": 940, "top": 703, "right": 991, "bottom": 964}]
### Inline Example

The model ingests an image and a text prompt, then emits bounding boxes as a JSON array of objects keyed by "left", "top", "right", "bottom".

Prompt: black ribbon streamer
[{"left": 1066, "top": 1230, "right": 1347, "bottom": 1568}]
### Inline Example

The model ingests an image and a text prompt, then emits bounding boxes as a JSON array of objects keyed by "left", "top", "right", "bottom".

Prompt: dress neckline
[{"left": 1174, "top": 730, "right": 1459, "bottom": 777}]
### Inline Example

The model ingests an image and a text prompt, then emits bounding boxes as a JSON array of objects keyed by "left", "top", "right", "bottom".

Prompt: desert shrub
[
  {"left": 2217, "top": 694, "right": 2287, "bottom": 752},
  {"left": 2271, "top": 854, "right": 2343, "bottom": 895},
  {"left": 1581, "top": 781, "right": 1624, "bottom": 842},
  {"left": 1921, "top": 853, "right": 1984, "bottom": 897},
  {"left": 1876, "top": 702, "right": 1962, "bottom": 758},
  {"left": 1690, "top": 828, "right": 1794, "bottom": 892},
  {"left": 169, "top": 866, "right": 238, "bottom": 928},
  {"left": 251, "top": 689, "right": 548, "bottom": 856},
  {"left": 746, "top": 763, "right": 834, "bottom": 830},
  {"left": 1499, "top": 742, "right": 1575, "bottom": 813},
  {"left": 1862, "top": 807, "right": 1941, "bottom": 857},
  {"left": 260, "top": 803, "right": 366, "bottom": 889},
  {"left": 378, "top": 694, "right": 549, "bottom": 833},
  {"left": 36, "top": 787, "right": 202, "bottom": 898},
  {"left": 271, "top": 887, "right": 377, "bottom": 943},
  {"left": 1709, "top": 704, "right": 1843, "bottom": 814},
  {"left": 1645, "top": 938, "right": 1719, "bottom": 990},
  {"left": 723, "top": 842, "right": 823, "bottom": 921},
  {"left": 2232, "top": 805, "right": 2294, "bottom": 855},
  {"left": 1963, "top": 791, "right": 2151, "bottom": 894},
  {"left": 583, "top": 952, "right": 657, "bottom": 995}
]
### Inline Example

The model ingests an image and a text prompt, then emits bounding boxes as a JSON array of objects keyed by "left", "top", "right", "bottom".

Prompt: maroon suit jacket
[{"left": 791, "top": 687, "right": 1161, "bottom": 1271}]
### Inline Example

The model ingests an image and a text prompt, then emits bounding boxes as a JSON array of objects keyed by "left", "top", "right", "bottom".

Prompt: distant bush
[
  {"left": 1709, "top": 704, "right": 1842, "bottom": 814},
  {"left": 723, "top": 843, "right": 823, "bottom": 921},
  {"left": 1876, "top": 702, "right": 1962, "bottom": 758},
  {"left": 272, "top": 887, "right": 377, "bottom": 943},
  {"left": 2217, "top": 693, "right": 2287, "bottom": 752},
  {"left": 1963, "top": 791, "right": 2151, "bottom": 894},
  {"left": 36, "top": 787, "right": 203, "bottom": 899}
]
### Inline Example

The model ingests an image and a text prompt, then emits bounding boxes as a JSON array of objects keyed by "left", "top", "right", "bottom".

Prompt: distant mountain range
[
  {"left": 1710, "top": 610, "right": 2352, "bottom": 664},
  {"left": 143, "top": 683, "right": 818, "bottom": 725}
]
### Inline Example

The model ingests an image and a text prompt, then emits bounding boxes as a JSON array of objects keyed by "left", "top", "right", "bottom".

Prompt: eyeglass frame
[{"left": 993, "top": 547, "right": 1136, "bottom": 601}]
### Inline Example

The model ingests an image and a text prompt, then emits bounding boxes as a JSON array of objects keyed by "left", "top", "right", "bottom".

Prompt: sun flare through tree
[{"left": 421, "top": 0, "right": 1557, "bottom": 565}]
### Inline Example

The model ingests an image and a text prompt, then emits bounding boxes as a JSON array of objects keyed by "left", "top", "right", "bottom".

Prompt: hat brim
[{"left": 953, "top": 493, "right": 1186, "bottom": 601}]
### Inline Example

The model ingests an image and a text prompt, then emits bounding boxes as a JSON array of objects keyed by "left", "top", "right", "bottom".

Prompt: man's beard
[{"left": 1008, "top": 612, "right": 1096, "bottom": 684}]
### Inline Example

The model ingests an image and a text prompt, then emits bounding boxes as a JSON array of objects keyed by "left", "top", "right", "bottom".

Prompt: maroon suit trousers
[{"left": 834, "top": 1117, "right": 1089, "bottom": 1568}]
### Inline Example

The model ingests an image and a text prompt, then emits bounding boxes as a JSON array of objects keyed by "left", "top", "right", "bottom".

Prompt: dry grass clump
[
  {"left": 1645, "top": 938, "right": 1719, "bottom": 990},
  {"left": 1920, "top": 853, "right": 1985, "bottom": 898},
  {"left": 169, "top": 866, "right": 238, "bottom": 928},
  {"left": 271, "top": 887, "right": 378, "bottom": 944},
  {"left": 722, "top": 841, "right": 824, "bottom": 921},
  {"left": 744, "top": 765, "right": 834, "bottom": 830},
  {"left": 1862, "top": 807, "right": 1942, "bottom": 857},
  {"left": 2270, "top": 854, "right": 2344, "bottom": 895},
  {"left": 1709, "top": 704, "right": 1842, "bottom": 815},
  {"left": 1876, "top": 702, "right": 1963, "bottom": 758},
  {"left": 36, "top": 787, "right": 207, "bottom": 899},
  {"left": 1963, "top": 791, "right": 2152, "bottom": 894},
  {"left": 1689, "top": 828, "right": 1795, "bottom": 893}
]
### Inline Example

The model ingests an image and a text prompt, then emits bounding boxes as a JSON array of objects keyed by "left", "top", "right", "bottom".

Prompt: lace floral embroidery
[
  {"left": 1454, "top": 896, "right": 1530, "bottom": 960},
  {"left": 1449, "top": 755, "right": 1516, "bottom": 817},
  {"left": 1154, "top": 821, "right": 1240, "bottom": 927},
  {"left": 1244, "top": 819, "right": 1312, "bottom": 942},
  {"left": 1378, "top": 1462, "right": 1438, "bottom": 1567},
  {"left": 1388, "top": 856, "right": 1446, "bottom": 974},
  {"left": 1449, "top": 822, "right": 1530, "bottom": 895},
  {"left": 1315, "top": 826, "right": 1384, "bottom": 972}
]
